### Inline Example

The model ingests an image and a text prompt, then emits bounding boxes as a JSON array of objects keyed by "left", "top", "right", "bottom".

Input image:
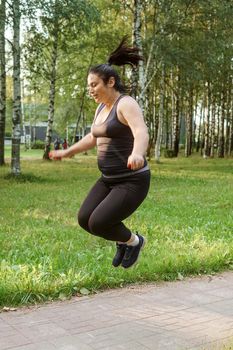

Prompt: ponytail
[
  {"left": 107, "top": 36, "right": 143, "bottom": 67},
  {"left": 89, "top": 36, "right": 143, "bottom": 93}
]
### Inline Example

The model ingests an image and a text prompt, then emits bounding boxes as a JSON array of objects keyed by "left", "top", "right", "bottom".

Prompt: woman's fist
[{"left": 127, "top": 154, "right": 144, "bottom": 170}]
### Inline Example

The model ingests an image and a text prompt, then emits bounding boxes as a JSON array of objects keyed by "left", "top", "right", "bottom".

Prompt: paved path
[{"left": 1, "top": 271, "right": 233, "bottom": 350}]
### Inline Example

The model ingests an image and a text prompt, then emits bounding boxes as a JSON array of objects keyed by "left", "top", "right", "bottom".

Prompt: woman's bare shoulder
[
  {"left": 119, "top": 95, "right": 136, "bottom": 103},
  {"left": 118, "top": 95, "right": 140, "bottom": 110}
]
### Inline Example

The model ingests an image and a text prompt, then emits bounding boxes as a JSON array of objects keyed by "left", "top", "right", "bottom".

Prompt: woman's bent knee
[
  {"left": 77, "top": 210, "right": 90, "bottom": 232},
  {"left": 88, "top": 215, "right": 108, "bottom": 238}
]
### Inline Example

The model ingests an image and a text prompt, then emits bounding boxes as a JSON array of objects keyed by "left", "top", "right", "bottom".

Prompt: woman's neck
[{"left": 104, "top": 91, "right": 121, "bottom": 109}]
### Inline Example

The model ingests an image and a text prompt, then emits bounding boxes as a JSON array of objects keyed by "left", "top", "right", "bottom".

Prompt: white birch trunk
[
  {"left": 228, "top": 92, "right": 233, "bottom": 156},
  {"left": 171, "top": 70, "right": 175, "bottom": 149},
  {"left": 43, "top": 28, "right": 58, "bottom": 160},
  {"left": 132, "top": 0, "right": 145, "bottom": 114},
  {"left": 155, "top": 63, "right": 165, "bottom": 162},
  {"left": 210, "top": 98, "right": 216, "bottom": 158},
  {"left": 196, "top": 101, "right": 203, "bottom": 153},
  {"left": 218, "top": 89, "right": 225, "bottom": 158},
  {"left": 225, "top": 82, "right": 231, "bottom": 156},
  {"left": 185, "top": 87, "right": 193, "bottom": 157},
  {"left": 11, "top": 0, "right": 21, "bottom": 175},
  {"left": 0, "top": 0, "right": 6, "bottom": 165},
  {"left": 171, "top": 69, "right": 180, "bottom": 156},
  {"left": 21, "top": 78, "right": 27, "bottom": 149},
  {"left": 203, "top": 82, "right": 211, "bottom": 158}
]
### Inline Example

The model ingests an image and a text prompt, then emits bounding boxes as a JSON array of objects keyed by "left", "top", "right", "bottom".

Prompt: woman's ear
[{"left": 108, "top": 76, "right": 115, "bottom": 88}]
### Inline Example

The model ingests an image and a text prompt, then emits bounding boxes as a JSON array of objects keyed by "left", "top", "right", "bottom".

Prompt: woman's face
[{"left": 87, "top": 73, "right": 114, "bottom": 103}]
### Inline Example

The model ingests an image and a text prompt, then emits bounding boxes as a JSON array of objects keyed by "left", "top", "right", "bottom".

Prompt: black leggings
[{"left": 78, "top": 170, "right": 150, "bottom": 242}]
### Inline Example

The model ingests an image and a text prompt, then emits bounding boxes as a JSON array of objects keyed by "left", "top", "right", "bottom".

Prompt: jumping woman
[{"left": 49, "top": 37, "right": 150, "bottom": 269}]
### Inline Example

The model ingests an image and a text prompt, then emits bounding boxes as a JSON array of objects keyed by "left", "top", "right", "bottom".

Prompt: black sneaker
[
  {"left": 112, "top": 243, "right": 127, "bottom": 267},
  {"left": 121, "top": 234, "right": 145, "bottom": 269}
]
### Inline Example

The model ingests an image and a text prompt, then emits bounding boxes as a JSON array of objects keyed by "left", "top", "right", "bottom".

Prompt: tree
[
  {"left": 155, "top": 62, "right": 165, "bottom": 162},
  {"left": 0, "top": 0, "right": 6, "bottom": 166},
  {"left": 11, "top": 0, "right": 21, "bottom": 175},
  {"left": 131, "top": 0, "right": 144, "bottom": 102}
]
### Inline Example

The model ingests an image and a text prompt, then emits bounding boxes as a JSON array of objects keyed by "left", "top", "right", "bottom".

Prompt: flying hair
[
  {"left": 89, "top": 36, "right": 143, "bottom": 93},
  {"left": 107, "top": 36, "right": 143, "bottom": 67}
]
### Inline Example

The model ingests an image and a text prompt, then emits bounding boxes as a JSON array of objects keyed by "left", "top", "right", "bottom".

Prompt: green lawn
[
  {"left": 4, "top": 145, "right": 44, "bottom": 159},
  {"left": 0, "top": 151, "right": 233, "bottom": 307}
]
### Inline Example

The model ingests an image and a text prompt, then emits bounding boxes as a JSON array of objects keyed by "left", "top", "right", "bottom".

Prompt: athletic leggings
[{"left": 78, "top": 170, "right": 150, "bottom": 242}]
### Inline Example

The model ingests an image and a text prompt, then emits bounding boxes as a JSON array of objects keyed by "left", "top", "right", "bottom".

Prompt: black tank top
[{"left": 91, "top": 95, "right": 147, "bottom": 176}]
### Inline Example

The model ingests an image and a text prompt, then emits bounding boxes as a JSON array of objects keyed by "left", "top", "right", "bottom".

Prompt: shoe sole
[{"left": 122, "top": 236, "right": 146, "bottom": 269}]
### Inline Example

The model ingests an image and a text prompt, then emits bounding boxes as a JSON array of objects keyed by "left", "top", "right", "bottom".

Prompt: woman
[{"left": 49, "top": 37, "right": 150, "bottom": 269}]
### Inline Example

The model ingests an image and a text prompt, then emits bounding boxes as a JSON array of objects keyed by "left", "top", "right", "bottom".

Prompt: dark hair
[{"left": 89, "top": 36, "right": 143, "bottom": 93}]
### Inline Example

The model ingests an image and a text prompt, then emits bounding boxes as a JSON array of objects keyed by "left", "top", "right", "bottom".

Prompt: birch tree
[
  {"left": 131, "top": 0, "right": 144, "bottom": 105},
  {"left": 203, "top": 83, "right": 211, "bottom": 158},
  {"left": 210, "top": 95, "right": 216, "bottom": 158},
  {"left": 0, "top": 0, "right": 6, "bottom": 166},
  {"left": 171, "top": 69, "right": 181, "bottom": 157},
  {"left": 218, "top": 87, "right": 225, "bottom": 158},
  {"left": 155, "top": 63, "right": 165, "bottom": 162},
  {"left": 43, "top": 1, "right": 59, "bottom": 160},
  {"left": 11, "top": 0, "right": 21, "bottom": 175},
  {"left": 185, "top": 85, "right": 193, "bottom": 157}
]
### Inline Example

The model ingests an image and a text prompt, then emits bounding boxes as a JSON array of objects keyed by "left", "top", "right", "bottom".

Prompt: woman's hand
[
  {"left": 127, "top": 154, "right": 144, "bottom": 170},
  {"left": 49, "top": 150, "right": 68, "bottom": 160}
]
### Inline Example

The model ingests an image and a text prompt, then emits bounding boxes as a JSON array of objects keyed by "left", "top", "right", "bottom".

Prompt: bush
[{"left": 31, "top": 140, "right": 45, "bottom": 149}]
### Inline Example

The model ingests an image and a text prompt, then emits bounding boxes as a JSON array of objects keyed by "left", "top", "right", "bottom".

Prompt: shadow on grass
[{"left": 3, "top": 173, "right": 46, "bottom": 183}]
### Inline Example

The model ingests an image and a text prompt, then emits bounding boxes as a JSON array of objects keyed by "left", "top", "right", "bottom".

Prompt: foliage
[{"left": 31, "top": 140, "right": 45, "bottom": 149}]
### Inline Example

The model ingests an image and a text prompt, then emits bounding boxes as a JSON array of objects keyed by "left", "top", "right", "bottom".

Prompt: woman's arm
[
  {"left": 49, "top": 132, "right": 96, "bottom": 159},
  {"left": 117, "top": 96, "right": 149, "bottom": 170}
]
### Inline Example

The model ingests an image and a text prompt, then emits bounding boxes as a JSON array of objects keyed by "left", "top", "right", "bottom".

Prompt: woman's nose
[{"left": 87, "top": 87, "right": 93, "bottom": 95}]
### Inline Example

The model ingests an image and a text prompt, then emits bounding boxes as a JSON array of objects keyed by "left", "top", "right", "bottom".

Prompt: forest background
[{"left": 0, "top": 0, "right": 232, "bottom": 176}]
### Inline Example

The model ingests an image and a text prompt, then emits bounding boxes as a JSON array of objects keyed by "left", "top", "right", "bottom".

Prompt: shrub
[{"left": 31, "top": 140, "right": 45, "bottom": 149}]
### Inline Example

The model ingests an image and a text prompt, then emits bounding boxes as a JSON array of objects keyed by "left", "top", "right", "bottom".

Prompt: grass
[
  {"left": 4, "top": 145, "right": 44, "bottom": 159},
  {"left": 0, "top": 149, "right": 233, "bottom": 307}
]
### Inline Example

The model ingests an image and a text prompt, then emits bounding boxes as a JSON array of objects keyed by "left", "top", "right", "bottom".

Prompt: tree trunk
[
  {"left": 210, "top": 97, "right": 216, "bottom": 158},
  {"left": 216, "top": 101, "right": 220, "bottom": 150},
  {"left": 0, "top": 0, "right": 6, "bottom": 166},
  {"left": 218, "top": 88, "right": 225, "bottom": 158},
  {"left": 171, "top": 69, "right": 180, "bottom": 157},
  {"left": 225, "top": 80, "right": 231, "bottom": 156},
  {"left": 192, "top": 90, "right": 198, "bottom": 150},
  {"left": 196, "top": 101, "right": 203, "bottom": 153},
  {"left": 11, "top": 0, "right": 21, "bottom": 175},
  {"left": 43, "top": 27, "right": 58, "bottom": 160},
  {"left": 131, "top": 0, "right": 144, "bottom": 105},
  {"left": 165, "top": 94, "right": 169, "bottom": 150},
  {"left": 146, "top": 85, "right": 156, "bottom": 160},
  {"left": 203, "top": 82, "right": 211, "bottom": 158},
  {"left": 21, "top": 78, "right": 27, "bottom": 150},
  {"left": 228, "top": 92, "right": 233, "bottom": 156},
  {"left": 185, "top": 86, "right": 193, "bottom": 157},
  {"left": 155, "top": 63, "right": 165, "bottom": 162}
]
